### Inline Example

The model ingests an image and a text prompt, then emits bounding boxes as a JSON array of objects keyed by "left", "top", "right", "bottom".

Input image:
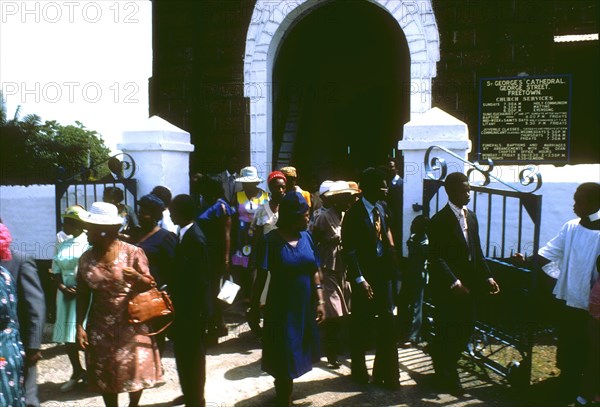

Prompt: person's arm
[
  {"left": 313, "top": 268, "right": 325, "bottom": 323},
  {"left": 248, "top": 234, "right": 268, "bottom": 335},
  {"left": 122, "top": 247, "right": 155, "bottom": 291},
  {"left": 249, "top": 208, "right": 263, "bottom": 270},
  {"left": 54, "top": 273, "right": 77, "bottom": 298},
  {"left": 313, "top": 213, "right": 341, "bottom": 247},
  {"left": 76, "top": 260, "right": 91, "bottom": 350},
  {"left": 223, "top": 215, "right": 232, "bottom": 277},
  {"left": 537, "top": 223, "right": 568, "bottom": 265},
  {"left": 52, "top": 253, "right": 77, "bottom": 299},
  {"left": 427, "top": 214, "right": 465, "bottom": 292},
  {"left": 16, "top": 253, "right": 45, "bottom": 365},
  {"left": 341, "top": 208, "right": 374, "bottom": 299},
  {"left": 250, "top": 267, "right": 268, "bottom": 311},
  {"left": 515, "top": 222, "right": 569, "bottom": 275}
]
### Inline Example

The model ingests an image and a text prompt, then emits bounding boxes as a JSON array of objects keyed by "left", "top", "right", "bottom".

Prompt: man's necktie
[
  {"left": 460, "top": 208, "right": 469, "bottom": 244},
  {"left": 373, "top": 207, "right": 382, "bottom": 241},
  {"left": 461, "top": 208, "right": 472, "bottom": 260},
  {"left": 373, "top": 207, "right": 384, "bottom": 257}
]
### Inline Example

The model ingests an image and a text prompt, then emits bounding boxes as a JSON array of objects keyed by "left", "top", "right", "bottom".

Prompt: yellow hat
[
  {"left": 280, "top": 166, "right": 297, "bottom": 178},
  {"left": 62, "top": 205, "right": 88, "bottom": 222}
]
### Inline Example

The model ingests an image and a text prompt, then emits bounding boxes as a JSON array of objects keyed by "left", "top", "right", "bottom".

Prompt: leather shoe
[
  {"left": 326, "top": 360, "right": 342, "bottom": 369},
  {"left": 60, "top": 370, "right": 86, "bottom": 392},
  {"left": 351, "top": 371, "right": 370, "bottom": 385},
  {"left": 171, "top": 395, "right": 185, "bottom": 406}
]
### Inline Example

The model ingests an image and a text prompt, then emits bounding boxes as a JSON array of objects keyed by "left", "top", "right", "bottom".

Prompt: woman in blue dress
[
  {"left": 0, "top": 262, "right": 25, "bottom": 407},
  {"left": 196, "top": 175, "right": 234, "bottom": 342},
  {"left": 249, "top": 192, "right": 326, "bottom": 406}
]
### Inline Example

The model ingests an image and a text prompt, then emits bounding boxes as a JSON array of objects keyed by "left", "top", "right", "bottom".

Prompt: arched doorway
[
  {"left": 272, "top": 1, "right": 410, "bottom": 181},
  {"left": 244, "top": 0, "right": 440, "bottom": 177}
]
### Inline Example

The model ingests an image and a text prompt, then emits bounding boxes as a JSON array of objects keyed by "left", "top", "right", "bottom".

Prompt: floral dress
[
  {"left": 77, "top": 242, "right": 162, "bottom": 393},
  {"left": 0, "top": 266, "right": 25, "bottom": 407}
]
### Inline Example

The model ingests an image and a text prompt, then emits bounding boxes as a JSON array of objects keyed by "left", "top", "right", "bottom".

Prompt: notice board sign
[{"left": 478, "top": 75, "right": 571, "bottom": 163}]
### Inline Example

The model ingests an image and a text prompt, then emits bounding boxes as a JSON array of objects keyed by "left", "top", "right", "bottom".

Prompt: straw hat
[
  {"left": 62, "top": 205, "right": 88, "bottom": 222},
  {"left": 347, "top": 181, "right": 362, "bottom": 195},
  {"left": 82, "top": 202, "right": 123, "bottom": 226},
  {"left": 323, "top": 181, "right": 355, "bottom": 197},
  {"left": 319, "top": 180, "right": 334, "bottom": 196},
  {"left": 280, "top": 166, "right": 297, "bottom": 178},
  {"left": 235, "top": 166, "right": 263, "bottom": 183}
]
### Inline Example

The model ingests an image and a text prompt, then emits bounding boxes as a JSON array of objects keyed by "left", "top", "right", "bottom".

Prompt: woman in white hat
[
  {"left": 51, "top": 205, "right": 89, "bottom": 392},
  {"left": 311, "top": 181, "right": 358, "bottom": 368},
  {"left": 75, "top": 202, "right": 162, "bottom": 407},
  {"left": 232, "top": 166, "right": 269, "bottom": 306},
  {"left": 308, "top": 180, "right": 334, "bottom": 233}
]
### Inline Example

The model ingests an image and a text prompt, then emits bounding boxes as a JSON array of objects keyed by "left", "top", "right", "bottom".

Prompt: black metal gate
[
  {"left": 54, "top": 153, "right": 138, "bottom": 232},
  {"left": 421, "top": 145, "right": 543, "bottom": 387}
]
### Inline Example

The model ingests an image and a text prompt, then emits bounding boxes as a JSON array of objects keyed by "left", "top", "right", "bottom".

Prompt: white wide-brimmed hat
[
  {"left": 82, "top": 202, "right": 124, "bottom": 226},
  {"left": 323, "top": 181, "right": 355, "bottom": 197},
  {"left": 319, "top": 180, "right": 334, "bottom": 196},
  {"left": 235, "top": 166, "right": 263, "bottom": 183}
]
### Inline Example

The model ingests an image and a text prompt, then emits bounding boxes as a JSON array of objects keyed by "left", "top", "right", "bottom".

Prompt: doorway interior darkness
[{"left": 273, "top": 0, "right": 410, "bottom": 185}]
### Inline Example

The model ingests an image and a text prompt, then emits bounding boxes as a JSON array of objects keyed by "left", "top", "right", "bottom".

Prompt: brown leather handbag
[{"left": 128, "top": 283, "right": 174, "bottom": 336}]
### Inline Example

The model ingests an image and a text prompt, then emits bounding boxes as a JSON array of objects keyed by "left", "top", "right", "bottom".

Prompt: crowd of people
[{"left": 0, "top": 163, "right": 598, "bottom": 407}]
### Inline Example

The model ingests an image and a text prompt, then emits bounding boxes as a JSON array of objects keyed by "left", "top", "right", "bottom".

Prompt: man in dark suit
[
  {"left": 427, "top": 172, "right": 500, "bottom": 396},
  {"left": 0, "top": 224, "right": 46, "bottom": 407},
  {"left": 169, "top": 195, "right": 212, "bottom": 407},
  {"left": 341, "top": 168, "right": 400, "bottom": 390}
]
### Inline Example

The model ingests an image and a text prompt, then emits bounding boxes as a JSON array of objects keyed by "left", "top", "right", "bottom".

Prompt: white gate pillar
[
  {"left": 118, "top": 115, "right": 195, "bottom": 198},
  {"left": 397, "top": 107, "right": 471, "bottom": 256}
]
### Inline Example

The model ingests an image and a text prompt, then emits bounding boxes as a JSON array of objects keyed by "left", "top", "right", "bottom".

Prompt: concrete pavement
[{"left": 37, "top": 319, "right": 549, "bottom": 407}]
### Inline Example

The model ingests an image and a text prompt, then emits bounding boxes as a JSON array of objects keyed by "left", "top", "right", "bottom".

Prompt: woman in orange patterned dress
[{"left": 76, "top": 202, "right": 162, "bottom": 407}]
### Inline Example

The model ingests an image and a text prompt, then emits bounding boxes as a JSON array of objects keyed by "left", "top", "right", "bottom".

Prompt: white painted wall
[
  {"left": 119, "top": 116, "right": 195, "bottom": 198},
  {"left": 472, "top": 164, "right": 599, "bottom": 257},
  {"left": 0, "top": 185, "right": 57, "bottom": 260}
]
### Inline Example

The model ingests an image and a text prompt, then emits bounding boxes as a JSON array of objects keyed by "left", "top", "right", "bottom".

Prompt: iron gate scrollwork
[
  {"left": 55, "top": 153, "right": 138, "bottom": 233},
  {"left": 422, "top": 145, "right": 543, "bottom": 387}
]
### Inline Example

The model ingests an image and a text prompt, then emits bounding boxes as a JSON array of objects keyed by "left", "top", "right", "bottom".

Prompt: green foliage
[{"left": 0, "top": 94, "right": 111, "bottom": 185}]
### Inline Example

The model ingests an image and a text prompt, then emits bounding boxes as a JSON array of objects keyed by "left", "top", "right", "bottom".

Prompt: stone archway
[{"left": 244, "top": 0, "right": 440, "bottom": 172}]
